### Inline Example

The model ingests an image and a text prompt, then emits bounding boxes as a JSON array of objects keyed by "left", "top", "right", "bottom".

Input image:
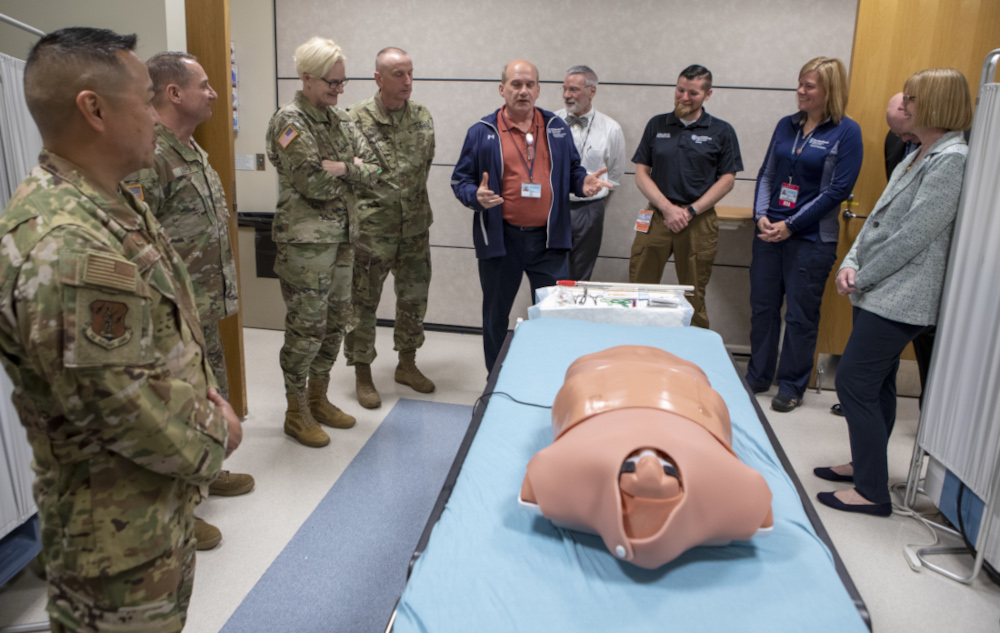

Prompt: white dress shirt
[{"left": 555, "top": 107, "right": 627, "bottom": 202}]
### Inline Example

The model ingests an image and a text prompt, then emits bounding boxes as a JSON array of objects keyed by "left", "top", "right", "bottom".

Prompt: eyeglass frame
[{"left": 316, "top": 76, "right": 350, "bottom": 89}]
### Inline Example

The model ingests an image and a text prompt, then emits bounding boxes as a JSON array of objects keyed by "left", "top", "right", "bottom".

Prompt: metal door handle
[{"left": 843, "top": 209, "right": 868, "bottom": 220}]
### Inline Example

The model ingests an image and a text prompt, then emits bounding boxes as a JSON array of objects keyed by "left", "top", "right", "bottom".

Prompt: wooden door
[
  {"left": 813, "top": 0, "right": 1000, "bottom": 384},
  {"left": 185, "top": 0, "right": 248, "bottom": 416}
]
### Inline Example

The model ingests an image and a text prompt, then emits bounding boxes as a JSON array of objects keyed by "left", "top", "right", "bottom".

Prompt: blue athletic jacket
[
  {"left": 754, "top": 112, "right": 863, "bottom": 243},
  {"left": 451, "top": 108, "right": 588, "bottom": 259}
]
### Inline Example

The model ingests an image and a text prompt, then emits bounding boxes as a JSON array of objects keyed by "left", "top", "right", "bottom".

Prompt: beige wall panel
[
  {"left": 374, "top": 246, "right": 532, "bottom": 330},
  {"left": 0, "top": 1, "right": 168, "bottom": 59},
  {"left": 275, "top": 0, "right": 853, "bottom": 88},
  {"left": 427, "top": 167, "right": 474, "bottom": 248},
  {"left": 237, "top": 227, "right": 287, "bottom": 330}
]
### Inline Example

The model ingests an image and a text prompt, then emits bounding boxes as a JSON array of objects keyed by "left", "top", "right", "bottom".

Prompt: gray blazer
[{"left": 841, "top": 131, "right": 967, "bottom": 326}]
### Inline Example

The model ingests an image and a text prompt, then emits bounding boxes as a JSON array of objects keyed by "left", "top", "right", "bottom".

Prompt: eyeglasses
[{"left": 317, "top": 76, "right": 349, "bottom": 89}]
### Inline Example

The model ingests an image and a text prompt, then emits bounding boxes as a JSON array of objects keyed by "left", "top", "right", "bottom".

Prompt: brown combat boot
[
  {"left": 308, "top": 376, "right": 356, "bottom": 428},
  {"left": 395, "top": 350, "right": 435, "bottom": 393},
  {"left": 194, "top": 516, "right": 222, "bottom": 550},
  {"left": 355, "top": 363, "right": 382, "bottom": 409},
  {"left": 283, "top": 392, "right": 330, "bottom": 447},
  {"left": 209, "top": 470, "right": 255, "bottom": 496}
]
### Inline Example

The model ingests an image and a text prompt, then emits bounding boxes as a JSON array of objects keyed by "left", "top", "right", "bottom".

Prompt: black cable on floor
[
  {"left": 474, "top": 391, "right": 552, "bottom": 411},
  {"left": 956, "top": 482, "right": 1000, "bottom": 587}
]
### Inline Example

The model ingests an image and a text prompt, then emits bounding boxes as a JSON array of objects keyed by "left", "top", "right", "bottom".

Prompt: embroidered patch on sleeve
[
  {"left": 82, "top": 252, "right": 137, "bottom": 292},
  {"left": 279, "top": 125, "right": 299, "bottom": 148},
  {"left": 85, "top": 300, "right": 132, "bottom": 350},
  {"left": 126, "top": 183, "right": 144, "bottom": 201}
]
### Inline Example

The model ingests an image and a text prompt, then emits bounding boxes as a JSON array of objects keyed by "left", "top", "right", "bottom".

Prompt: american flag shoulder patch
[
  {"left": 126, "top": 183, "right": 144, "bottom": 201},
  {"left": 82, "top": 252, "right": 137, "bottom": 292},
  {"left": 278, "top": 125, "right": 299, "bottom": 148}
]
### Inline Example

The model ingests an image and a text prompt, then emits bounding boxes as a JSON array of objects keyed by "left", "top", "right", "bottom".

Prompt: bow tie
[{"left": 566, "top": 115, "right": 588, "bottom": 128}]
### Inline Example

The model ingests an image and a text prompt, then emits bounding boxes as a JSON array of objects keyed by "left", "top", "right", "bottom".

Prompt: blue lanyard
[
  {"left": 501, "top": 110, "right": 538, "bottom": 182},
  {"left": 788, "top": 124, "right": 818, "bottom": 184}
]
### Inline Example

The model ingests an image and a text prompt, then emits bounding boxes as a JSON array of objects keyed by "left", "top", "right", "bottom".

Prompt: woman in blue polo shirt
[{"left": 745, "top": 57, "right": 863, "bottom": 412}]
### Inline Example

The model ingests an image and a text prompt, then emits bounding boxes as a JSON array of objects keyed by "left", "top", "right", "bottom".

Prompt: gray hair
[{"left": 566, "top": 65, "right": 598, "bottom": 87}]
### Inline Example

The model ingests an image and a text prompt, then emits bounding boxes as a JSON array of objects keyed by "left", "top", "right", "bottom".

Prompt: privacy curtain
[
  {"left": 919, "top": 79, "right": 1000, "bottom": 560},
  {"left": 0, "top": 51, "right": 39, "bottom": 539}
]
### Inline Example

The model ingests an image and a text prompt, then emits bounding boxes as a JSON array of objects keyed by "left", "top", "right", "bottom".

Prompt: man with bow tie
[{"left": 555, "top": 65, "right": 627, "bottom": 281}]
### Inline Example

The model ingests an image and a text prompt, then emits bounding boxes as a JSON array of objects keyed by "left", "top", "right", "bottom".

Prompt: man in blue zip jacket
[{"left": 452, "top": 59, "right": 611, "bottom": 372}]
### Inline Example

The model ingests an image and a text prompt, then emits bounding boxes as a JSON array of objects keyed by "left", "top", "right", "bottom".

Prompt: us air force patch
[{"left": 85, "top": 300, "right": 133, "bottom": 349}]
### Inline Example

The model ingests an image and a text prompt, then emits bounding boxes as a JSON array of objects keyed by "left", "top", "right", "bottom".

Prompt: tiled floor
[{"left": 1, "top": 327, "right": 998, "bottom": 632}]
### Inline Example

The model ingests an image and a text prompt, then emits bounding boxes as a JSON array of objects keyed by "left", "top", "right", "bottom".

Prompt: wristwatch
[{"left": 687, "top": 205, "right": 697, "bottom": 218}]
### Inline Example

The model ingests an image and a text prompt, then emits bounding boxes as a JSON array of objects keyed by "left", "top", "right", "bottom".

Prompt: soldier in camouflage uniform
[
  {"left": 124, "top": 52, "right": 252, "bottom": 551},
  {"left": 266, "top": 36, "right": 381, "bottom": 447},
  {"left": 346, "top": 47, "right": 436, "bottom": 409},
  {"left": 0, "top": 28, "right": 241, "bottom": 632}
]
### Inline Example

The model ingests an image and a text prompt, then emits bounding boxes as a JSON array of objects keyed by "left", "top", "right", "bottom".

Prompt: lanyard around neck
[{"left": 501, "top": 109, "right": 538, "bottom": 182}]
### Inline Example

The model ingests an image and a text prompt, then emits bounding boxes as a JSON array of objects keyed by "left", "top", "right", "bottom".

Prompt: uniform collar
[
  {"left": 371, "top": 91, "right": 409, "bottom": 124},
  {"left": 791, "top": 110, "right": 833, "bottom": 130},
  {"left": 38, "top": 150, "right": 145, "bottom": 230},
  {"left": 294, "top": 90, "right": 336, "bottom": 124},
  {"left": 156, "top": 123, "right": 207, "bottom": 164}
]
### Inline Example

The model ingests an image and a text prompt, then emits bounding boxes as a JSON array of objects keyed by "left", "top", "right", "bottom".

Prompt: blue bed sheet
[{"left": 393, "top": 319, "right": 868, "bottom": 633}]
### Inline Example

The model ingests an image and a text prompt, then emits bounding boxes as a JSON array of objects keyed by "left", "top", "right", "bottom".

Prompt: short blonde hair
[
  {"left": 294, "top": 36, "right": 344, "bottom": 80},
  {"left": 903, "top": 68, "right": 973, "bottom": 131},
  {"left": 799, "top": 57, "right": 849, "bottom": 124}
]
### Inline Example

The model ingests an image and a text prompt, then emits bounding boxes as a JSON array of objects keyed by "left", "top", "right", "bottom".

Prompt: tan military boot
[
  {"left": 194, "top": 516, "right": 222, "bottom": 551},
  {"left": 395, "top": 350, "right": 435, "bottom": 393},
  {"left": 355, "top": 363, "right": 382, "bottom": 409},
  {"left": 209, "top": 470, "right": 255, "bottom": 496},
  {"left": 283, "top": 392, "right": 330, "bottom": 447},
  {"left": 308, "top": 376, "right": 356, "bottom": 428}
]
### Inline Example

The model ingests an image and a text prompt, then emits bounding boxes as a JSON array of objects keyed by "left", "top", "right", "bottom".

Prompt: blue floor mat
[{"left": 221, "top": 398, "right": 473, "bottom": 633}]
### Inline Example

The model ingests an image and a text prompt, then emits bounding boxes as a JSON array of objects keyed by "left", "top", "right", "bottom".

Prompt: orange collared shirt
[{"left": 498, "top": 107, "right": 552, "bottom": 227}]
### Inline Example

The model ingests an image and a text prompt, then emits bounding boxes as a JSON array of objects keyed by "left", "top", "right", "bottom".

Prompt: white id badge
[
  {"left": 779, "top": 183, "right": 799, "bottom": 208},
  {"left": 521, "top": 183, "right": 542, "bottom": 198}
]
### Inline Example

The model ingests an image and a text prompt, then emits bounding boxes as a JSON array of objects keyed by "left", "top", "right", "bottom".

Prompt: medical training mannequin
[{"left": 520, "top": 346, "right": 773, "bottom": 569}]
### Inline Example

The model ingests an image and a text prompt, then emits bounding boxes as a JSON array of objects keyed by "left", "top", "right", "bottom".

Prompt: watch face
[{"left": 688, "top": 206, "right": 697, "bottom": 217}]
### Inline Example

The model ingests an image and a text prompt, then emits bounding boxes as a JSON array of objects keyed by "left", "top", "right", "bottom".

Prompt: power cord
[
  {"left": 956, "top": 483, "right": 1000, "bottom": 587},
  {"left": 474, "top": 391, "right": 552, "bottom": 411}
]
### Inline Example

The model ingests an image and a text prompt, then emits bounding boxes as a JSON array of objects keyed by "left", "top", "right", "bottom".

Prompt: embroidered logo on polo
[
  {"left": 656, "top": 133, "right": 671, "bottom": 138},
  {"left": 85, "top": 300, "right": 133, "bottom": 349},
  {"left": 691, "top": 135, "right": 713, "bottom": 143},
  {"left": 808, "top": 138, "right": 831, "bottom": 149}
]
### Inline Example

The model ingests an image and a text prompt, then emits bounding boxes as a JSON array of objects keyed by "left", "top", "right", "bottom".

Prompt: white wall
[{"left": 0, "top": 1, "right": 169, "bottom": 60}]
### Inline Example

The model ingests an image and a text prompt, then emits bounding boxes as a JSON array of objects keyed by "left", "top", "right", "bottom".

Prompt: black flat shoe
[
  {"left": 830, "top": 403, "right": 845, "bottom": 416},
  {"left": 771, "top": 394, "right": 801, "bottom": 412},
  {"left": 814, "top": 466, "right": 854, "bottom": 483},
  {"left": 816, "top": 491, "right": 891, "bottom": 516}
]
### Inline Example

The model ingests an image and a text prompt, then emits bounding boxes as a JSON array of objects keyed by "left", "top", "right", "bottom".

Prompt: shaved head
[
  {"left": 375, "top": 47, "right": 409, "bottom": 73},
  {"left": 24, "top": 27, "right": 138, "bottom": 140},
  {"left": 502, "top": 59, "right": 538, "bottom": 84},
  {"left": 886, "top": 92, "right": 910, "bottom": 135}
]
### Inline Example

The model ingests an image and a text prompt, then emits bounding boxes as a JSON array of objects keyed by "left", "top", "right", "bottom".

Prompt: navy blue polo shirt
[{"left": 632, "top": 110, "right": 743, "bottom": 206}]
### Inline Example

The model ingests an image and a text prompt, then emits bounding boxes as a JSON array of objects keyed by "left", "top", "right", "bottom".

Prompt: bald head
[
  {"left": 375, "top": 47, "right": 409, "bottom": 73},
  {"left": 24, "top": 27, "right": 138, "bottom": 140},
  {"left": 502, "top": 59, "right": 539, "bottom": 84},
  {"left": 886, "top": 92, "right": 911, "bottom": 135}
]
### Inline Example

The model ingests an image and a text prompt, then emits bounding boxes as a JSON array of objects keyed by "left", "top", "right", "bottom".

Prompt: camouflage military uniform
[
  {"left": 124, "top": 124, "right": 239, "bottom": 399},
  {"left": 0, "top": 151, "right": 228, "bottom": 632},
  {"left": 345, "top": 93, "right": 434, "bottom": 365},
  {"left": 265, "top": 91, "right": 381, "bottom": 394}
]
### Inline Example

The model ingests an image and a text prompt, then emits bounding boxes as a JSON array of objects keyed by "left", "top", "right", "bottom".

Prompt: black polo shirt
[{"left": 632, "top": 109, "right": 743, "bottom": 206}]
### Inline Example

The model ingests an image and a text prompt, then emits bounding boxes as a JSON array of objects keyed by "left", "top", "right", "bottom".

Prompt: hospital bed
[{"left": 387, "top": 319, "right": 871, "bottom": 632}]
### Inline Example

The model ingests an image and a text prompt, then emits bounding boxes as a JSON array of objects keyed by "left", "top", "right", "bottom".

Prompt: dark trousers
[
  {"left": 836, "top": 307, "right": 928, "bottom": 504},
  {"left": 913, "top": 327, "right": 936, "bottom": 407},
  {"left": 746, "top": 236, "right": 837, "bottom": 398},
  {"left": 568, "top": 198, "right": 606, "bottom": 282},
  {"left": 479, "top": 222, "right": 569, "bottom": 371}
]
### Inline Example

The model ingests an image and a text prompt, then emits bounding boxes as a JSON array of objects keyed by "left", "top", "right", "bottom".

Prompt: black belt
[{"left": 503, "top": 221, "right": 545, "bottom": 232}]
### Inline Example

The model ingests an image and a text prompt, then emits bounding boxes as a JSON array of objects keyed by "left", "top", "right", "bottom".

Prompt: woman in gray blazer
[{"left": 815, "top": 68, "right": 973, "bottom": 516}]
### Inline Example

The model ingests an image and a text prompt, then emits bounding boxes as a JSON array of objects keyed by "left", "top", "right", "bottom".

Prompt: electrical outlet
[{"left": 255, "top": 154, "right": 265, "bottom": 171}]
